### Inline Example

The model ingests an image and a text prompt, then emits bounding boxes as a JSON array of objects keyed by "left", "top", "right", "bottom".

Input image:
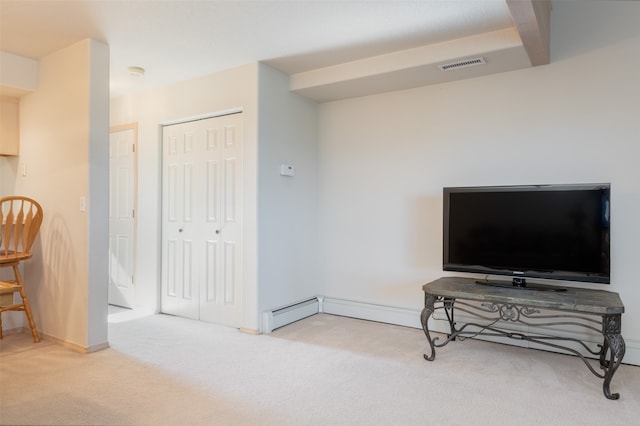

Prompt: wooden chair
[{"left": 0, "top": 196, "right": 43, "bottom": 342}]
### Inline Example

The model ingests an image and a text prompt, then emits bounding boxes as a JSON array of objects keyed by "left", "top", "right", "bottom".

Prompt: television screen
[{"left": 443, "top": 184, "right": 610, "bottom": 285}]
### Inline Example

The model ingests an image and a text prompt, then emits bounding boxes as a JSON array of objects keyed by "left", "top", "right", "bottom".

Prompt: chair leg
[{"left": 13, "top": 264, "right": 40, "bottom": 343}]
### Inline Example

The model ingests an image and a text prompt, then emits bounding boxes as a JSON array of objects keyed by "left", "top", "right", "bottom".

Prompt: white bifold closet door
[{"left": 161, "top": 113, "right": 243, "bottom": 326}]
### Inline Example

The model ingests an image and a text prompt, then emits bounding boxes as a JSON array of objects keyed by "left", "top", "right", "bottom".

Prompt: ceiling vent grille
[{"left": 438, "top": 57, "right": 486, "bottom": 72}]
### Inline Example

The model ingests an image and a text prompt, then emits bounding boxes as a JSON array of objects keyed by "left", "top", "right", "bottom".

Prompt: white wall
[
  {"left": 0, "top": 51, "right": 38, "bottom": 93},
  {"left": 0, "top": 52, "right": 38, "bottom": 198},
  {"left": 87, "top": 41, "right": 110, "bottom": 348},
  {"left": 2, "top": 39, "right": 110, "bottom": 350},
  {"left": 110, "top": 63, "right": 319, "bottom": 332},
  {"left": 317, "top": 1, "right": 640, "bottom": 362},
  {"left": 110, "top": 64, "right": 261, "bottom": 330},
  {"left": 257, "top": 64, "right": 319, "bottom": 313}
]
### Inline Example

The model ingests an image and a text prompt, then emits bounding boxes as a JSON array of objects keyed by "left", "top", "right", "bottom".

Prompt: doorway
[
  {"left": 160, "top": 113, "right": 243, "bottom": 327},
  {"left": 108, "top": 124, "right": 137, "bottom": 308}
]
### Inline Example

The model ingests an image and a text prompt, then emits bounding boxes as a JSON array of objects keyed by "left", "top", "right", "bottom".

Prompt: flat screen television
[{"left": 443, "top": 183, "right": 610, "bottom": 289}]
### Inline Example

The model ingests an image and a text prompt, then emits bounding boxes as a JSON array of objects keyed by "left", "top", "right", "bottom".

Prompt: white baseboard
[
  {"left": 310, "top": 297, "right": 640, "bottom": 367},
  {"left": 320, "top": 297, "right": 422, "bottom": 329},
  {"left": 624, "top": 339, "right": 640, "bottom": 366},
  {"left": 429, "top": 310, "right": 640, "bottom": 366}
]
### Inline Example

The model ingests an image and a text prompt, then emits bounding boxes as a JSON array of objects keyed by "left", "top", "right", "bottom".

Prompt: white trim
[
  {"left": 623, "top": 339, "right": 640, "bottom": 366},
  {"left": 312, "top": 297, "right": 640, "bottom": 367},
  {"left": 160, "top": 107, "right": 244, "bottom": 127},
  {"left": 429, "top": 311, "right": 640, "bottom": 366},
  {"left": 321, "top": 297, "right": 422, "bottom": 329}
]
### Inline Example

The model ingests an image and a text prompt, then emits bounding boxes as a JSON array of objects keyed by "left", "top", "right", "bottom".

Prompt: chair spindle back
[{"left": 0, "top": 197, "right": 44, "bottom": 258}]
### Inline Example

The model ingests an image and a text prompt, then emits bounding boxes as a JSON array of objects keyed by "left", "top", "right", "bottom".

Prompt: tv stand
[
  {"left": 421, "top": 277, "right": 625, "bottom": 400},
  {"left": 475, "top": 278, "right": 568, "bottom": 292}
]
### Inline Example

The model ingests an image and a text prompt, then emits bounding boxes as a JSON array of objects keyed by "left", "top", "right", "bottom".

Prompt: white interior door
[
  {"left": 161, "top": 113, "right": 243, "bottom": 326},
  {"left": 108, "top": 125, "right": 137, "bottom": 308}
]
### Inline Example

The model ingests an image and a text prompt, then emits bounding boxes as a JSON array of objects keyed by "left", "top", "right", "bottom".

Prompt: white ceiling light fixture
[{"left": 128, "top": 66, "right": 145, "bottom": 77}]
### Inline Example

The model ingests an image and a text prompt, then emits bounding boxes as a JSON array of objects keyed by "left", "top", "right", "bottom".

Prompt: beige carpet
[{"left": 1, "top": 312, "right": 639, "bottom": 425}]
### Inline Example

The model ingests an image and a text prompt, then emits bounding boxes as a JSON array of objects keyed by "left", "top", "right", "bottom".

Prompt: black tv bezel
[{"left": 442, "top": 183, "right": 611, "bottom": 285}]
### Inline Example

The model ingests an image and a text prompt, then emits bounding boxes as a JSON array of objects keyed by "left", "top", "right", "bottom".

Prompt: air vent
[{"left": 438, "top": 57, "right": 486, "bottom": 72}]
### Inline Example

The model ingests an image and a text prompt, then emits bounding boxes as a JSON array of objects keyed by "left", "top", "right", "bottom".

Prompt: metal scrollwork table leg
[
  {"left": 421, "top": 293, "right": 437, "bottom": 361},
  {"left": 601, "top": 314, "right": 625, "bottom": 400}
]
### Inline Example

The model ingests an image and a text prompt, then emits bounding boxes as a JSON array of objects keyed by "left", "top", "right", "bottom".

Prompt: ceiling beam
[
  {"left": 289, "top": 28, "right": 530, "bottom": 102},
  {"left": 506, "top": 0, "right": 551, "bottom": 66}
]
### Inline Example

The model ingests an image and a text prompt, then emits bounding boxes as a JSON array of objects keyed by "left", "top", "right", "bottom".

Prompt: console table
[{"left": 421, "top": 277, "right": 625, "bottom": 400}]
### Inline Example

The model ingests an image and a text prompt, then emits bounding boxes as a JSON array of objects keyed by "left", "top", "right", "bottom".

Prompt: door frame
[{"left": 108, "top": 122, "right": 138, "bottom": 308}]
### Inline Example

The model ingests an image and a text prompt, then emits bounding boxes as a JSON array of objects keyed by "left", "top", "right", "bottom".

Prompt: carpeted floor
[{"left": 1, "top": 312, "right": 639, "bottom": 425}]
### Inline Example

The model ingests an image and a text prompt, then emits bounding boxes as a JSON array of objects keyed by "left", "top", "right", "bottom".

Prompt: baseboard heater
[{"left": 262, "top": 297, "right": 320, "bottom": 334}]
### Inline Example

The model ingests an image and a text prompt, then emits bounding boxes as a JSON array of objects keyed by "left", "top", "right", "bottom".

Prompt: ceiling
[{"left": 0, "top": 0, "right": 550, "bottom": 102}]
